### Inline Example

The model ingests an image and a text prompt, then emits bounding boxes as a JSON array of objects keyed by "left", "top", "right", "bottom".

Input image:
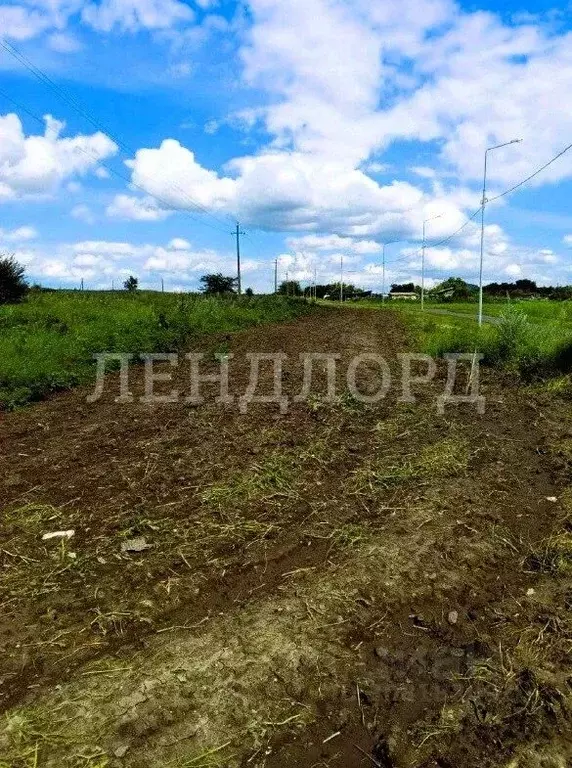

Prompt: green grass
[
  {"left": 399, "top": 304, "right": 572, "bottom": 381},
  {"left": 419, "top": 298, "right": 572, "bottom": 326},
  {"left": 0, "top": 290, "right": 310, "bottom": 408}
]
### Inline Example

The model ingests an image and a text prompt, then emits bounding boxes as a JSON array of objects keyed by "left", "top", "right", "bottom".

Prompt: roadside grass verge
[
  {"left": 421, "top": 298, "right": 572, "bottom": 325},
  {"left": 403, "top": 306, "right": 572, "bottom": 382},
  {"left": 0, "top": 291, "right": 311, "bottom": 409}
]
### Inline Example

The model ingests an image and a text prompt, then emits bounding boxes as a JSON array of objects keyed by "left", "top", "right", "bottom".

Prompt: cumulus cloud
[
  {"left": 47, "top": 31, "right": 82, "bottom": 52},
  {"left": 0, "top": 5, "right": 50, "bottom": 40},
  {"left": 235, "top": 0, "right": 572, "bottom": 198},
  {"left": 0, "top": 225, "right": 38, "bottom": 243},
  {"left": 16, "top": 236, "right": 246, "bottom": 289},
  {"left": 0, "top": 113, "right": 117, "bottom": 201},
  {"left": 81, "top": 0, "right": 194, "bottom": 32},
  {"left": 124, "top": 140, "right": 436, "bottom": 236},
  {"left": 287, "top": 234, "right": 382, "bottom": 254},
  {"left": 1, "top": 0, "right": 197, "bottom": 41},
  {"left": 106, "top": 194, "right": 171, "bottom": 221},
  {"left": 71, "top": 204, "right": 96, "bottom": 224},
  {"left": 169, "top": 238, "right": 191, "bottom": 250}
]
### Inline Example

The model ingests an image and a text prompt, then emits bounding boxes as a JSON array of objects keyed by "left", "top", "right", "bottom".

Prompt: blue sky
[{"left": 1, "top": 0, "right": 572, "bottom": 292}]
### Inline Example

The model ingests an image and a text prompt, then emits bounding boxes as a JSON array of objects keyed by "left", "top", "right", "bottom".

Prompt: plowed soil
[{"left": 1, "top": 307, "right": 571, "bottom": 768}]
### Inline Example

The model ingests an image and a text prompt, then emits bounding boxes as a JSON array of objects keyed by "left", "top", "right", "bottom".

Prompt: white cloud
[
  {"left": 47, "top": 31, "right": 82, "bottom": 52},
  {"left": 17, "top": 236, "right": 242, "bottom": 289},
  {"left": 71, "top": 204, "right": 96, "bottom": 224},
  {"left": 128, "top": 140, "right": 237, "bottom": 213},
  {"left": 287, "top": 234, "right": 382, "bottom": 254},
  {"left": 504, "top": 263, "right": 523, "bottom": 278},
  {"left": 169, "top": 237, "right": 191, "bottom": 250},
  {"left": 411, "top": 166, "right": 437, "bottom": 179},
  {"left": 0, "top": 225, "right": 38, "bottom": 243},
  {"left": 81, "top": 0, "right": 194, "bottom": 32},
  {"left": 1, "top": 0, "right": 198, "bottom": 42},
  {"left": 0, "top": 113, "right": 117, "bottom": 201},
  {"left": 106, "top": 194, "right": 171, "bottom": 221},
  {"left": 126, "top": 140, "right": 433, "bottom": 236},
  {"left": 0, "top": 5, "right": 50, "bottom": 41}
]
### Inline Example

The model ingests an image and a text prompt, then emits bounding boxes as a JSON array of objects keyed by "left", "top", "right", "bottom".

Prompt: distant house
[{"left": 390, "top": 292, "right": 419, "bottom": 301}]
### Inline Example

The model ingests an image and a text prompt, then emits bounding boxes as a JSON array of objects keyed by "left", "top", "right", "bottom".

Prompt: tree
[
  {"left": 244, "top": 287, "right": 254, "bottom": 297},
  {"left": 0, "top": 254, "right": 28, "bottom": 304},
  {"left": 124, "top": 275, "right": 138, "bottom": 292},
  {"left": 200, "top": 273, "right": 237, "bottom": 294},
  {"left": 390, "top": 282, "right": 417, "bottom": 293},
  {"left": 278, "top": 280, "right": 302, "bottom": 296},
  {"left": 432, "top": 277, "right": 474, "bottom": 301}
]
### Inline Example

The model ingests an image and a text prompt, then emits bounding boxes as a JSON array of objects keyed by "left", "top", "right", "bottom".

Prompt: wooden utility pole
[
  {"left": 233, "top": 222, "right": 245, "bottom": 295},
  {"left": 274, "top": 259, "right": 278, "bottom": 294}
]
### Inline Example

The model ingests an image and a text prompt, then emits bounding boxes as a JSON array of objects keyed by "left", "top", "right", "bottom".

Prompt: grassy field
[
  {"left": 0, "top": 290, "right": 310, "bottom": 409},
  {"left": 391, "top": 300, "right": 572, "bottom": 381},
  {"left": 422, "top": 298, "right": 572, "bottom": 325}
]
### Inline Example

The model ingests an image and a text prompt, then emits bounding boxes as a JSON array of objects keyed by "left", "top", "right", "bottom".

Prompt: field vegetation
[
  {"left": 0, "top": 290, "right": 310, "bottom": 409},
  {"left": 397, "top": 300, "right": 572, "bottom": 382}
]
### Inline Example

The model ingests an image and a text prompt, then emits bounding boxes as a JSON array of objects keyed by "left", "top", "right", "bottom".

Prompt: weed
[
  {"left": 399, "top": 303, "right": 572, "bottom": 381},
  {"left": 353, "top": 435, "right": 470, "bottom": 492},
  {"left": 200, "top": 453, "right": 297, "bottom": 507},
  {"left": 524, "top": 532, "right": 572, "bottom": 575},
  {"left": 0, "top": 292, "right": 311, "bottom": 409}
]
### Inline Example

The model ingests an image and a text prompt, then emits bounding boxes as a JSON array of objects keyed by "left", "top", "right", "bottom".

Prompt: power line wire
[
  {"left": 0, "top": 87, "right": 236, "bottom": 236},
  {"left": 0, "top": 38, "right": 237, "bottom": 235},
  {"left": 487, "top": 140, "right": 572, "bottom": 203}
]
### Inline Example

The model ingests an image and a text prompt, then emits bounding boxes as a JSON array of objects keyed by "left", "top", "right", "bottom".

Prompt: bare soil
[{"left": 1, "top": 307, "right": 571, "bottom": 768}]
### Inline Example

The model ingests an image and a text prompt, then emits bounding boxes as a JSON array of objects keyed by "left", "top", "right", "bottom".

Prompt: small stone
[
  {"left": 42, "top": 530, "right": 75, "bottom": 541},
  {"left": 447, "top": 610, "right": 459, "bottom": 625},
  {"left": 526, "top": 588, "right": 535, "bottom": 596},
  {"left": 546, "top": 497, "right": 558, "bottom": 503},
  {"left": 121, "top": 537, "right": 151, "bottom": 553},
  {"left": 114, "top": 744, "right": 130, "bottom": 758},
  {"left": 374, "top": 646, "right": 389, "bottom": 659}
]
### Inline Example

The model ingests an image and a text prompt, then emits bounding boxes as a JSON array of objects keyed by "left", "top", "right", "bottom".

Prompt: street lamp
[
  {"left": 422, "top": 214, "right": 443, "bottom": 312},
  {"left": 478, "top": 138, "right": 522, "bottom": 325}
]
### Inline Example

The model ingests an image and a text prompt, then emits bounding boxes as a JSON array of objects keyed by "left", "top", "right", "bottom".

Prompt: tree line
[{"left": 1, "top": 253, "right": 571, "bottom": 304}]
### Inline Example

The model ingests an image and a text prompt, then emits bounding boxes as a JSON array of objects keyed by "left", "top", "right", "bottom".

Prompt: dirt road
[{"left": 1, "top": 308, "right": 571, "bottom": 768}]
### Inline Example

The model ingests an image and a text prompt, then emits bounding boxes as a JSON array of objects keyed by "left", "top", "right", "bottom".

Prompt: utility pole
[
  {"left": 340, "top": 255, "right": 344, "bottom": 303},
  {"left": 421, "top": 222, "right": 426, "bottom": 312},
  {"left": 274, "top": 259, "right": 278, "bottom": 294},
  {"left": 233, "top": 222, "right": 245, "bottom": 295},
  {"left": 422, "top": 215, "right": 443, "bottom": 312},
  {"left": 478, "top": 138, "right": 521, "bottom": 325},
  {"left": 80, "top": 278, "right": 84, "bottom": 292},
  {"left": 285, "top": 269, "right": 289, "bottom": 296},
  {"left": 382, "top": 243, "right": 387, "bottom": 305},
  {"left": 161, "top": 277, "right": 164, "bottom": 293},
  {"left": 313, "top": 266, "right": 317, "bottom": 301}
]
